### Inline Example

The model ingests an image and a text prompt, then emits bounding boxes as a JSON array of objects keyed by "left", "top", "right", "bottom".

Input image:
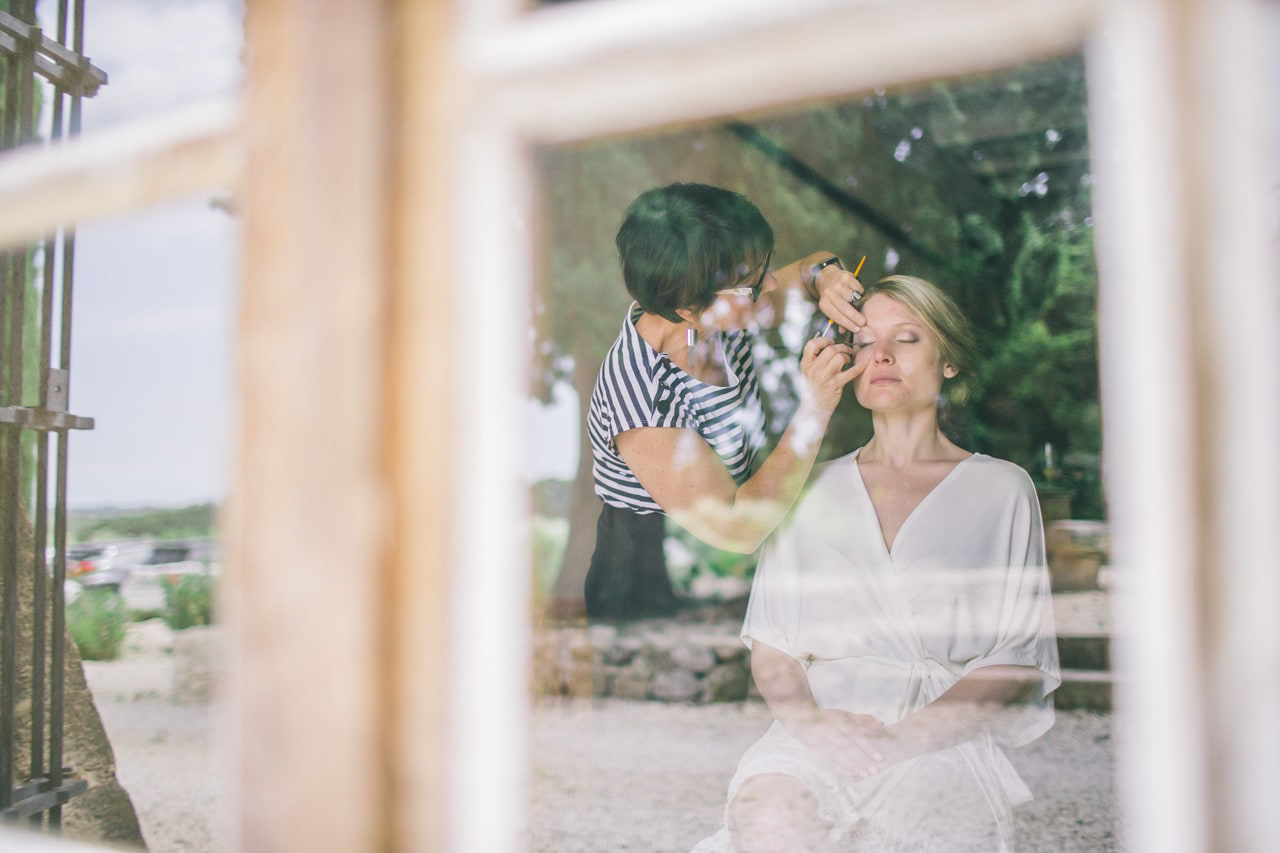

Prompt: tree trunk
[{"left": 547, "top": 350, "right": 602, "bottom": 618}]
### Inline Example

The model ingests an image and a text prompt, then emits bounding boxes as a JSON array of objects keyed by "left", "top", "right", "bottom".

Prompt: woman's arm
[
  {"left": 750, "top": 641, "right": 886, "bottom": 778},
  {"left": 875, "top": 664, "right": 1048, "bottom": 766},
  {"left": 764, "top": 251, "right": 868, "bottom": 334},
  {"left": 614, "top": 251, "right": 870, "bottom": 552},
  {"left": 616, "top": 334, "right": 861, "bottom": 552}
]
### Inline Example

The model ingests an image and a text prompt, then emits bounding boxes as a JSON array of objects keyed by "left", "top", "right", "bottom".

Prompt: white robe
[{"left": 694, "top": 450, "right": 1061, "bottom": 852}]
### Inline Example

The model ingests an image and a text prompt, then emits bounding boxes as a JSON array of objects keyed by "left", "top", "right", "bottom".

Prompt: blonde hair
[{"left": 866, "top": 274, "right": 977, "bottom": 405}]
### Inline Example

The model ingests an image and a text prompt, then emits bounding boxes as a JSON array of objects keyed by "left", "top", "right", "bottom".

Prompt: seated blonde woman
[{"left": 694, "top": 275, "right": 1061, "bottom": 853}]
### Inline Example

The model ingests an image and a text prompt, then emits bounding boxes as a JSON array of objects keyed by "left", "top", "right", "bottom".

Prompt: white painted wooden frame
[{"left": 0, "top": 0, "right": 1274, "bottom": 851}]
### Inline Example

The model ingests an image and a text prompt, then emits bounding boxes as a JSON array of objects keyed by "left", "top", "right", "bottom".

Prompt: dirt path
[
  {"left": 81, "top": 622, "right": 225, "bottom": 853},
  {"left": 83, "top": 616, "right": 1124, "bottom": 853}
]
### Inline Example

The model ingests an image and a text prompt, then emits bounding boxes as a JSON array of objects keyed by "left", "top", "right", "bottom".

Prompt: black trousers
[{"left": 584, "top": 503, "right": 679, "bottom": 620}]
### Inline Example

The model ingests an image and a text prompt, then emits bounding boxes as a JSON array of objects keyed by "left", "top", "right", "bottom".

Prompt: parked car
[
  {"left": 64, "top": 541, "right": 153, "bottom": 593},
  {"left": 117, "top": 539, "right": 220, "bottom": 612}
]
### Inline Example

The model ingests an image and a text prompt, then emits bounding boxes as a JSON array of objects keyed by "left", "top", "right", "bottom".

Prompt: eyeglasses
[{"left": 715, "top": 250, "right": 772, "bottom": 304}]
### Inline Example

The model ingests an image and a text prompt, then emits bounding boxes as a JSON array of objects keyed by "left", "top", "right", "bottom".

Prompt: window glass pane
[{"left": 529, "top": 54, "right": 1122, "bottom": 852}]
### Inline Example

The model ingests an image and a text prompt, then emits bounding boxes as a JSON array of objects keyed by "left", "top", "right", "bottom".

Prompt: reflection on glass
[{"left": 529, "top": 55, "right": 1120, "bottom": 852}]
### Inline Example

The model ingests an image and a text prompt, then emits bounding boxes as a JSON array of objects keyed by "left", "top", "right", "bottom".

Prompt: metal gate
[{"left": 0, "top": 0, "right": 105, "bottom": 828}]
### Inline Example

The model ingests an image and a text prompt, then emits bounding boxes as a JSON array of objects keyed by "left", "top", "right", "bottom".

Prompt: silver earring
[{"left": 686, "top": 328, "right": 698, "bottom": 349}]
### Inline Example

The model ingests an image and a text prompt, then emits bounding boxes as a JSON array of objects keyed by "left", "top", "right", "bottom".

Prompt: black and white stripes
[{"left": 588, "top": 303, "right": 767, "bottom": 513}]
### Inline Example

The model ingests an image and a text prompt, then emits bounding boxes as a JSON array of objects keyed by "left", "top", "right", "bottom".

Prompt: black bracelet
[{"left": 808, "top": 256, "right": 843, "bottom": 295}]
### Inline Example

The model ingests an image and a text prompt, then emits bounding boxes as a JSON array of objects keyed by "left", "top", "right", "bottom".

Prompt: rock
[
  {"left": 706, "top": 636, "right": 747, "bottom": 663},
  {"left": 562, "top": 647, "right": 599, "bottom": 698},
  {"left": 699, "top": 663, "right": 750, "bottom": 703},
  {"left": 650, "top": 669, "right": 699, "bottom": 702},
  {"left": 173, "top": 626, "right": 222, "bottom": 705},
  {"left": 610, "top": 658, "right": 655, "bottom": 700},
  {"left": 531, "top": 635, "right": 563, "bottom": 695},
  {"left": 668, "top": 643, "right": 716, "bottom": 675},
  {"left": 586, "top": 624, "right": 617, "bottom": 653},
  {"left": 603, "top": 636, "right": 644, "bottom": 667}
]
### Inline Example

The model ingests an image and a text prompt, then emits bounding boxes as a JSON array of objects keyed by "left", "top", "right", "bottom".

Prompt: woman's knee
[{"left": 727, "top": 774, "right": 833, "bottom": 853}]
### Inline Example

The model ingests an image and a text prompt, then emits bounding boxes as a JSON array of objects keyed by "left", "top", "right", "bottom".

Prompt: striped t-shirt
[{"left": 588, "top": 302, "right": 769, "bottom": 513}]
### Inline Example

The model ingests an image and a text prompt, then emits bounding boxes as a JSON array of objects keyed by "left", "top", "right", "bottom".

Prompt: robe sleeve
[
  {"left": 739, "top": 532, "right": 805, "bottom": 659},
  {"left": 961, "top": 466, "right": 1062, "bottom": 747}
]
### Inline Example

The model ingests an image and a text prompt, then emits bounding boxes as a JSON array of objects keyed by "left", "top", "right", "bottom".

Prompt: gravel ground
[
  {"left": 81, "top": 622, "right": 226, "bottom": 853},
  {"left": 82, "top": 609, "right": 1125, "bottom": 853},
  {"left": 528, "top": 698, "right": 1125, "bottom": 853}
]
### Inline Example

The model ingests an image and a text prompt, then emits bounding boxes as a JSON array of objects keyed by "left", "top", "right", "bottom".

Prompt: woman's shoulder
[
  {"left": 597, "top": 306, "right": 658, "bottom": 377},
  {"left": 961, "top": 453, "right": 1038, "bottom": 496},
  {"left": 811, "top": 449, "right": 859, "bottom": 479}
]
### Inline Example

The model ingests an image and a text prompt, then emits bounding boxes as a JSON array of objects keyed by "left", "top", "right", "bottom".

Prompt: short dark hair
[{"left": 615, "top": 183, "right": 774, "bottom": 323}]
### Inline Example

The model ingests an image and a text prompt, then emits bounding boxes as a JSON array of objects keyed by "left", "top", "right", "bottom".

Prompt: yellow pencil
[{"left": 819, "top": 255, "right": 867, "bottom": 338}]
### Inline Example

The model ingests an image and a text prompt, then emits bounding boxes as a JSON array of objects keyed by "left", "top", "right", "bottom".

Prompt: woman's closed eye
[{"left": 853, "top": 335, "right": 918, "bottom": 350}]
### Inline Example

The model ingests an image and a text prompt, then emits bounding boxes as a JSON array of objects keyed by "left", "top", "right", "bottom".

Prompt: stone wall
[{"left": 533, "top": 620, "right": 758, "bottom": 704}]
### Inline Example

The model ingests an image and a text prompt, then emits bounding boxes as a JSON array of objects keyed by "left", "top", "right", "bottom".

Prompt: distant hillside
[{"left": 68, "top": 502, "right": 219, "bottom": 543}]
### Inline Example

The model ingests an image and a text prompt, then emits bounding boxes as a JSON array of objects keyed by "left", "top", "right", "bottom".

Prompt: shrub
[
  {"left": 163, "top": 573, "right": 216, "bottom": 630},
  {"left": 67, "top": 589, "right": 127, "bottom": 661}
]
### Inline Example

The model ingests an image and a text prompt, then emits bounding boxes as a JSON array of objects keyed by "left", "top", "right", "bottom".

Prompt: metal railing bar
[
  {"left": 0, "top": 43, "right": 19, "bottom": 813},
  {"left": 1, "top": 0, "right": 92, "bottom": 825},
  {"left": 0, "top": 10, "right": 105, "bottom": 97},
  {"left": 11, "top": 2, "right": 43, "bottom": 823},
  {"left": 46, "top": 0, "right": 86, "bottom": 827},
  {"left": 0, "top": 777, "right": 88, "bottom": 819},
  {"left": 47, "top": 420, "right": 69, "bottom": 832},
  {"left": 0, "top": 435, "right": 16, "bottom": 816},
  {"left": 28, "top": 65, "right": 68, "bottom": 836},
  {"left": 24, "top": 5, "right": 59, "bottom": 830},
  {"left": 0, "top": 408, "right": 93, "bottom": 430}
]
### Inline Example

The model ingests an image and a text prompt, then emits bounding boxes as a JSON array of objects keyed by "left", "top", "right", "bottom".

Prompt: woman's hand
[
  {"left": 815, "top": 264, "right": 868, "bottom": 335},
  {"left": 784, "top": 707, "right": 887, "bottom": 779},
  {"left": 798, "top": 336, "right": 861, "bottom": 415}
]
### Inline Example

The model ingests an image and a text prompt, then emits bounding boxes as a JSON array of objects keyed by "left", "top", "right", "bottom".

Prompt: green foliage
[
  {"left": 665, "top": 522, "right": 757, "bottom": 594},
  {"left": 71, "top": 502, "right": 219, "bottom": 543},
  {"left": 162, "top": 573, "right": 216, "bottom": 630},
  {"left": 67, "top": 589, "right": 127, "bottom": 661},
  {"left": 531, "top": 516, "right": 569, "bottom": 599},
  {"left": 965, "top": 203, "right": 1102, "bottom": 516}
]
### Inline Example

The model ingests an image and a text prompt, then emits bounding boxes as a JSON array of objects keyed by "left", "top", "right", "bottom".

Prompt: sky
[
  {"left": 34, "top": 0, "right": 245, "bottom": 509},
  {"left": 35, "top": 0, "right": 577, "bottom": 509}
]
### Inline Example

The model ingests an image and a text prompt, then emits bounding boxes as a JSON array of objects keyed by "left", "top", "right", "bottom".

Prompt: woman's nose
[{"left": 872, "top": 342, "right": 894, "bottom": 363}]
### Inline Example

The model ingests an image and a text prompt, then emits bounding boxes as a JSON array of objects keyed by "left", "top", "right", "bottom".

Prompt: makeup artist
[{"left": 584, "top": 182, "right": 867, "bottom": 619}]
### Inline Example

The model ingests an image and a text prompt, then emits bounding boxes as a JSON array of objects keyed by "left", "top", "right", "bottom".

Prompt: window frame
[{"left": 0, "top": 0, "right": 1274, "bottom": 850}]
